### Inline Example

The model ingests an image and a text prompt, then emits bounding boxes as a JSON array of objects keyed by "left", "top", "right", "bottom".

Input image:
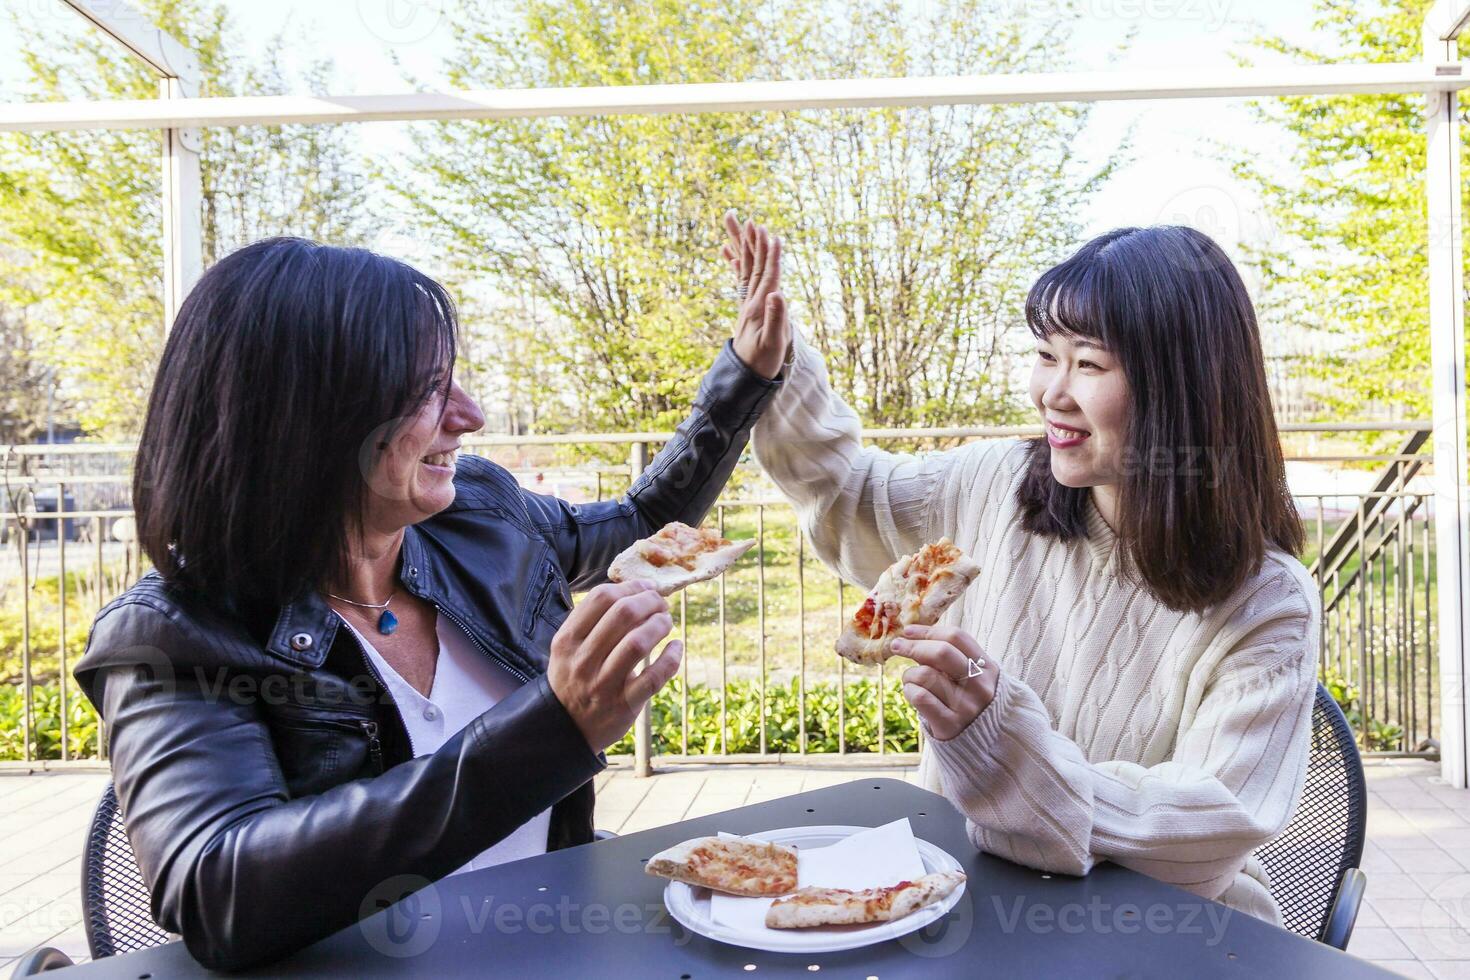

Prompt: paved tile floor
[{"left": 0, "top": 758, "right": 1465, "bottom": 976}]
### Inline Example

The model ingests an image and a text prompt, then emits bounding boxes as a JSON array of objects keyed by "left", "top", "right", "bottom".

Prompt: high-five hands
[
  {"left": 546, "top": 580, "right": 683, "bottom": 753},
  {"left": 892, "top": 625, "right": 999, "bottom": 741},
  {"left": 722, "top": 210, "right": 791, "bottom": 380}
]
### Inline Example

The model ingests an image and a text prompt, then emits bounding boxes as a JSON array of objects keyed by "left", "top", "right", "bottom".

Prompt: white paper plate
[{"left": 661, "top": 825, "right": 967, "bottom": 954}]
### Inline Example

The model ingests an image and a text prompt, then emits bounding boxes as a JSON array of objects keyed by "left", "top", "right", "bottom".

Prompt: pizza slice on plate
[
  {"left": 645, "top": 836, "right": 799, "bottom": 897},
  {"left": 608, "top": 521, "right": 756, "bottom": 596},
  {"left": 836, "top": 538, "right": 982, "bottom": 666},
  {"left": 764, "top": 871, "right": 967, "bottom": 929}
]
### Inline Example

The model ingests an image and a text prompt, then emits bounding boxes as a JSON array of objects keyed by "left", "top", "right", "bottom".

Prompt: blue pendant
[{"left": 377, "top": 609, "right": 399, "bottom": 635}]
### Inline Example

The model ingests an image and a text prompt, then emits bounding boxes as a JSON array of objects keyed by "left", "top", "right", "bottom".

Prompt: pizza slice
[
  {"left": 836, "top": 538, "right": 981, "bottom": 666},
  {"left": 764, "top": 871, "right": 967, "bottom": 929},
  {"left": 644, "top": 835, "right": 799, "bottom": 897},
  {"left": 608, "top": 521, "right": 755, "bottom": 596}
]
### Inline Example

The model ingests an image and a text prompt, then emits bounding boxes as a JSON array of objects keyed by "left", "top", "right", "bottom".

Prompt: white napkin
[{"left": 709, "top": 819, "right": 927, "bottom": 936}]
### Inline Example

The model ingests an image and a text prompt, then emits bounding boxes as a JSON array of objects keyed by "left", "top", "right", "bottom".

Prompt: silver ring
[
  {"left": 736, "top": 283, "right": 749, "bottom": 300},
  {"left": 966, "top": 657, "right": 986, "bottom": 679}
]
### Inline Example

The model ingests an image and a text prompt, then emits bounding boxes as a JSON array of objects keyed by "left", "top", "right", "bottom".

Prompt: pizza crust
[
  {"left": 764, "top": 871, "right": 967, "bottom": 929},
  {"left": 834, "top": 630, "right": 890, "bottom": 667},
  {"left": 607, "top": 526, "right": 756, "bottom": 597},
  {"left": 644, "top": 836, "right": 799, "bottom": 897},
  {"left": 835, "top": 539, "right": 982, "bottom": 666}
]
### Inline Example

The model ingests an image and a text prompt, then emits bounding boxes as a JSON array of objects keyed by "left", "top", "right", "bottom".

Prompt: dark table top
[{"left": 54, "top": 778, "right": 1394, "bottom": 978}]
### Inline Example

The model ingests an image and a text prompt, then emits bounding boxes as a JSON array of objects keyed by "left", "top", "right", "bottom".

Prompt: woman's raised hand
[
  {"left": 722, "top": 210, "right": 790, "bottom": 380},
  {"left": 546, "top": 580, "right": 683, "bottom": 753},
  {"left": 892, "top": 625, "right": 999, "bottom": 741}
]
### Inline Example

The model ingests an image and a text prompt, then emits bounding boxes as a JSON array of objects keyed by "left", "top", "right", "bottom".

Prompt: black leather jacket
[{"left": 74, "top": 343, "right": 781, "bottom": 971}]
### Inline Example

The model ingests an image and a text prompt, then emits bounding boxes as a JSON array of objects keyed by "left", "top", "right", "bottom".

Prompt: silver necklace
[{"left": 326, "top": 589, "right": 400, "bottom": 635}]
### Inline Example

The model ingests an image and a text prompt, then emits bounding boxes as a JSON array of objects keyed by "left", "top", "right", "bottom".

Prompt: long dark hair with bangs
[
  {"left": 134, "top": 237, "right": 458, "bottom": 622},
  {"left": 1017, "top": 225, "right": 1303, "bottom": 613}
]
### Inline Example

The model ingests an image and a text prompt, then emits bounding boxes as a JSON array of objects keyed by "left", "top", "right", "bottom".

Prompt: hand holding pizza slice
[
  {"left": 608, "top": 521, "right": 756, "bottom": 597},
  {"left": 837, "top": 539, "right": 982, "bottom": 666}
]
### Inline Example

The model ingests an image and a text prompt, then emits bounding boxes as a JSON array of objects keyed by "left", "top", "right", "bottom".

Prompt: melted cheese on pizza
[
  {"left": 908, "top": 539, "right": 963, "bottom": 595},
  {"left": 636, "top": 521, "right": 733, "bottom": 571},
  {"left": 851, "top": 539, "right": 966, "bottom": 640},
  {"left": 685, "top": 839, "right": 798, "bottom": 895}
]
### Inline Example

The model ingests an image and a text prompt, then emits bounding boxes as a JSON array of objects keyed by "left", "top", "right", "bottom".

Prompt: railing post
[
  {"left": 718, "top": 505, "right": 728, "bottom": 757},
  {"left": 55, "top": 2, "right": 202, "bottom": 330},
  {"left": 19, "top": 510, "right": 33, "bottom": 763},
  {"left": 630, "top": 441, "right": 653, "bottom": 778},
  {"left": 680, "top": 590, "right": 689, "bottom": 757},
  {"left": 96, "top": 513, "right": 108, "bottom": 762},
  {"left": 58, "top": 481, "right": 69, "bottom": 762},
  {"left": 1425, "top": 2, "right": 1470, "bottom": 786},
  {"left": 797, "top": 526, "right": 806, "bottom": 754},
  {"left": 757, "top": 505, "right": 766, "bottom": 756},
  {"left": 161, "top": 74, "right": 203, "bottom": 331}
]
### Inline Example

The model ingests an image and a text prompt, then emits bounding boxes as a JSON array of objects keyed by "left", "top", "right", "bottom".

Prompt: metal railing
[
  {"left": 1308, "top": 431, "right": 1438, "bottom": 755},
  {"left": 0, "top": 422, "right": 1438, "bottom": 768}
]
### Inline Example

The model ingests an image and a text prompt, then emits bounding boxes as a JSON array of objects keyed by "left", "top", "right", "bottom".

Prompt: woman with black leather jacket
[{"left": 73, "top": 215, "right": 791, "bottom": 970}]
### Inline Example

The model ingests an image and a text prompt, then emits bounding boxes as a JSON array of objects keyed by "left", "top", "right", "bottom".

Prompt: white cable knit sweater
[{"left": 753, "top": 335, "right": 1321, "bottom": 925}]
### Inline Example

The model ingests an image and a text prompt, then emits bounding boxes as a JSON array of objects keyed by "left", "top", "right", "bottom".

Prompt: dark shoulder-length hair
[
  {"left": 134, "top": 237, "right": 457, "bottom": 620},
  {"left": 1017, "top": 225, "right": 1303, "bottom": 613}
]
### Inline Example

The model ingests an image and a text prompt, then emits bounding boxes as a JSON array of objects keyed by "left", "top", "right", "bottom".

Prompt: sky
[{"left": 2, "top": 0, "right": 1328, "bottom": 272}]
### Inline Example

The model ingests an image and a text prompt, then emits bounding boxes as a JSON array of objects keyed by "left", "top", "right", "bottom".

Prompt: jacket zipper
[
  {"left": 359, "top": 719, "right": 384, "bottom": 774},
  {"left": 345, "top": 628, "right": 418, "bottom": 757},
  {"left": 435, "top": 602, "right": 532, "bottom": 685}
]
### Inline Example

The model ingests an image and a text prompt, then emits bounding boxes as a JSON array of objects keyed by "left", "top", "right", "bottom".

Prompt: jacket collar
[{"left": 265, "top": 525, "right": 433, "bottom": 668}]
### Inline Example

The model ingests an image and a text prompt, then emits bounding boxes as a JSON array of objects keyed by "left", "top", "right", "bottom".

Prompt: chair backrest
[
  {"left": 1253, "top": 682, "right": 1368, "bottom": 943},
  {"left": 82, "top": 783, "right": 173, "bottom": 959}
]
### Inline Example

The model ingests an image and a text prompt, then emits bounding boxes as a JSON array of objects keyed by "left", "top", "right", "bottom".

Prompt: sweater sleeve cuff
[
  {"left": 925, "top": 670, "right": 1020, "bottom": 801},
  {"left": 755, "top": 331, "right": 834, "bottom": 435},
  {"left": 698, "top": 340, "right": 785, "bottom": 423},
  {"left": 783, "top": 331, "right": 823, "bottom": 393}
]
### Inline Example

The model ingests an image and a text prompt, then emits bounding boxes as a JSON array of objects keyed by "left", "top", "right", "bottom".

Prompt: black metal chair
[
  {"left": 1253, "top": 681, "right": 1369, "bottom": 950},
  {"left": 80, "top": 782, "right": 176, "bottom": 959},
  {"left": 5, "top": 949, "right": 72, "bottom": 977}
]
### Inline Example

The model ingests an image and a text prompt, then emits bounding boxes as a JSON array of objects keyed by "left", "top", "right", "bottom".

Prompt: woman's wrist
[
  {"left": 717, "top": 339, "right": 787, "bottom": 392},
  {"left": 731, "top": 334, "right": 791, "bottom": 381}
]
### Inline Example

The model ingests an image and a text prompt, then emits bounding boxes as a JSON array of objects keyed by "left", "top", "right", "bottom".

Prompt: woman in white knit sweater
[{"left": 726, "top": 219, "right": 1320, "bottom": 926}]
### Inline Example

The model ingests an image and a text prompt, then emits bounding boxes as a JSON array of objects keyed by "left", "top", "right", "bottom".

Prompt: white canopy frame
[
  {"left": 51, "top": 0, "right": 203, "bottom": 326},
  {"left": 5, "top": 0, "right": 1469, "bottom": 785}
]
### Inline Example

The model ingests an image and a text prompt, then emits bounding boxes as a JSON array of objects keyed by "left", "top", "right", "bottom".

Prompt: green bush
[
  {"left": 0, "top": 682, "right": 101, "bottom": 760},
  {"left": 1, "top": 675, "right": 921, "bottom": 762},
  {"left": 0, "top": 569, "right": 98, "bottom": 686},
  {"left": 2, "top": 666, "right": 1415, "bottom": 763},
  {"left": 1322, "top": 665, "right": 1404, "bottom": 752},
  {"left": 608, "top": 677, "right": 919, "bottom": 756}
]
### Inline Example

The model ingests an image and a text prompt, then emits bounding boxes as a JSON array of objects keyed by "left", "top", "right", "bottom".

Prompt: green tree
[
  {"left": 395, "top": 0, "right": 1113, "bottom": 435},
  {"left": 0, "top": 1, "right": 382, "bottom": 436},
  {"left": 1234, "top": 0, "right": 1464, "bottom": 443},
  {"left": 0, "top": 256, "right": 59, "bottom": 444},
  {"left": 394, "top": 0, "right": 781, "bottom": 434},
  {"left": 776, "top": 0, "right": 1112, "bottom": 428}
]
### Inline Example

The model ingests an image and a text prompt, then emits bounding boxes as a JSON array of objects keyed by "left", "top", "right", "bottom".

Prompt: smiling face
[
  {"left": 1028, "top": 332, "right": 1130, "bottom": 490},
  {"left": 360, "top": 369, "right": 486, "bottom": 534}
]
